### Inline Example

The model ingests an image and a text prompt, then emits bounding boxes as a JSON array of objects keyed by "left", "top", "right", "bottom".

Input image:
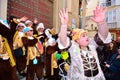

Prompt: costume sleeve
[
  {"left": 57, "top": 37, "right": 70, "bottom": 49},
  {"left": 22, "top": 37, "right": 38, "bottom": 46},
  {"left": 0, "top": 22, "right": 10, "bottom": 38},
  {"left": 93, "top": 32, "right": 112, "bottom": 46},
  {"left": 10, "top": 18, "right": 19, "bottom": 37},
  {"left": 98, "top": 32, "right": 112, "bottom": 44},
  {"left": 46, "top": 44, "right": 58, "bottom": 55}
]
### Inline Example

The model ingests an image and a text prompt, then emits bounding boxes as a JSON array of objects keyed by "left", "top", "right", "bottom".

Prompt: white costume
[{"left": 58, "top": 33, "right": 112, "bottom": 80}]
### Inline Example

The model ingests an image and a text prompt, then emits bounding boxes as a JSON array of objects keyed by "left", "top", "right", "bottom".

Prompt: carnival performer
[
  {"left": 0, "top": 16, "right": 27, "bottom": 80},
  {"left": 22, "top": 27, "right": 43, "bottom": 80},
  {"left": 44, "top": 28, "right": 60, "bottom": 80},
  {"left": 13, "top": 22, "right": 27, "bottom": 77},
  {"left": 58, "top": 5, "right": 112, "bottom": 80}
]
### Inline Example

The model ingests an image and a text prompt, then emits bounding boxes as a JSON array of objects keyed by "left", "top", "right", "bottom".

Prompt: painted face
[
  {"left": 17, "top": 26, "right": 24, "bottom": 32},
  {"left": 38, "top": 28, "right": 44, "bottom": 33},
  {"left": 76, "top": 33, "right": 89, "bottom": 47},
  {"left": 26, "top": 29, "right": 33, "bottom": 36},
  {"left": 27, "top": 22, "right": 33, "bottom": 27}
]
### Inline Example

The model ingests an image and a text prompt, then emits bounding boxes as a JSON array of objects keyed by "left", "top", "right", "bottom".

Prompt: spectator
[{"left": 104, "top": 46, "right": 120, "bottom": 80}]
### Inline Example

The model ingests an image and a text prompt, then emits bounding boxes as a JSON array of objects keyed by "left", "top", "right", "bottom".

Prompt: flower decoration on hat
[
  {"left": 25, "top": 20, "right": 32, "bottom": 25},
  {"left": 16, "top": 22, "right": 26, "bottom": 29},
  {"left": 23, "top": 27, "right": 33, "bottom": 33},
  {"left": 72, "top": 28, "right": 87, "bottom": 41},
  {"left": 36, "top": 23, "right": 44, "bottom": 31}
]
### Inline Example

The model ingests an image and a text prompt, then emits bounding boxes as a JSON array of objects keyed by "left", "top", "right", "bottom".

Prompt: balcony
[
  {"left": 108, "top": 22, "right": 120, "bottom": 29},
  {"left": 102, "top": 0, "right": 120, "bottom": 7}
]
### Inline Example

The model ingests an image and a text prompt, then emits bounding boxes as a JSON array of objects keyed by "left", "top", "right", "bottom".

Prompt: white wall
[
  {"left": 0, "top": 0, "right": 8, "bottom": 20},
  {"left": 115, "top": 0, "right": 120, "bottom": 5}
]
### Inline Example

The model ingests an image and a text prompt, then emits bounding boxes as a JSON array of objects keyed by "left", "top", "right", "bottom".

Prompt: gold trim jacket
[{"left": 22, "top": 36, "right": 40, "bottom": 65}]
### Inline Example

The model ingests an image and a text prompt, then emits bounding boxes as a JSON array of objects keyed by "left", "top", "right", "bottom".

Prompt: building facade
[
  {"left": 53, "top": 0, "right": 81, "bottom": 33},
  {"left": 0, "top": 0, "right": 53, "bottom": 28},
  {"left": 84, "top": 0, "right": 120, "bottom": 39},
  {"left": 84, "top": 0, "right": 98, "bottom": 38},
  {"left": 0, "top": 0, "right": 82, "bottom": 33},
  {"left": 102, "top": 0, "right": 120, "bottom": 40}
]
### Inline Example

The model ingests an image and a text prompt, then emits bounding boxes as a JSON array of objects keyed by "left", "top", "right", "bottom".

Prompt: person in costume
[
  {"left": 44, "top": 28, "right": 60, "bottom": 80},
  {"left": 55, "top": 29, "right": 72, "bottom": 80},
  {"left": 35, "top": 22, "right": 46, "bottom": 41},
  {"left": 25, "top": 20, "right": 33, "bottom": 28},
  {"left": 0, "top": 16, "right": 27, "bottom": 80},
  {"left": 13, "top": 22, "right": 27, "bottom": 77},
  {"left": 58, "top": 5, "right": 112, "bottom": 80},
  {"left": 22, "top": 27, "right": 43, "bottom": 80},
  {"left": 35, "top": 23, "right": 46, "bottom": 51},
  {"left": 25, "top": 18, "right": 38, "bottom": 35},
  {"left": 35, "top": 22, "right": 46, "bottom": 79}
]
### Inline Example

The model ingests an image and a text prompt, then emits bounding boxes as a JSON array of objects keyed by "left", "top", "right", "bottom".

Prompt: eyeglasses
[
  {"left": 18, "top": 26, "right": 24, "bottom": 27},
  {"left": 29, "top": 30, "right": 33, "bottom": 32}
]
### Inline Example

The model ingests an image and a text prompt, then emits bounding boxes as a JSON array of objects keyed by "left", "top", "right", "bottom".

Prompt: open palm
[
  {"left": 91, "top": 5, "right": 107, "bottom": 23},
  {"left": 59, "top": 8, "right": 68, "bottom": 25}
]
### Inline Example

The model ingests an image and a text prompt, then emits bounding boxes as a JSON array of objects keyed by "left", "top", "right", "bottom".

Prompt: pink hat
[
  {"left": 16, "top": 23, "right": 26, "bottom": 29},
  {"left": 36, "top": 23, "right": 44, "bottom": 30}
]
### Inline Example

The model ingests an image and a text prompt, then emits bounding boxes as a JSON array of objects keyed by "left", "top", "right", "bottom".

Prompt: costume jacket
[
  {"left": 57, "top": 32, "right": 112, "bottom": 80},
  {"left": 0, "top": 19, "right": 18, "bottom": 66}
]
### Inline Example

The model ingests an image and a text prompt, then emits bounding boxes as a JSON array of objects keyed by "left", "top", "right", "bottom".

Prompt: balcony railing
[{"left": 108, "top": 22, "right": 120, "bottom": 29}]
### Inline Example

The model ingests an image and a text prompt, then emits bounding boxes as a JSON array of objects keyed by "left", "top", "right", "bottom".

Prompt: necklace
[{"left": 80, "top": 49, "right": 98, "bottom": 77}]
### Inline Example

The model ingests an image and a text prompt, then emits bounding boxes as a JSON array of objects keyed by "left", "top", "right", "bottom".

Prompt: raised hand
[
  {"left": 91, "top": 5, "right": 107, "bottom": 23},
  {"left": 59, "top": 8, "right": 68, "bottom": 26},
  {"left": 33, "top": 18, "right": 38, "bottom": 24},
  {"left": 20, "top": 16, "right": 28, "bottom": 22},
  {"left": 59, "top": 8, "right": 68, "bottom": 47}
]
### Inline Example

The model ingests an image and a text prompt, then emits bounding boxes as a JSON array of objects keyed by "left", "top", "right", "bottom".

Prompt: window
[
  {"left": 106, "top": 10, "right": 116, "bottom": 23},
  {"left": 107, "top": 0, "right": 111, "bottom": 6},
  {"left": 79, "top": 0, "right": 82, "bottom": 15},
  {"left": 113, "top": 10, "right": 116, "bottom": 21}
]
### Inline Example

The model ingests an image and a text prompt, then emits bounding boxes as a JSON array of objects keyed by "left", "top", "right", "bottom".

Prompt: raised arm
[
  {"left": 91, "top": 5, "right": 108, "bottom": 40},
  {"left": 59, "top": 8, "right": 69, "bottom": 47}
]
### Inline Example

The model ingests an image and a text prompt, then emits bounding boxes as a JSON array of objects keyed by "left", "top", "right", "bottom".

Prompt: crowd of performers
[{"left": 0, "top": 5, "right": 120, "bottom": 80}]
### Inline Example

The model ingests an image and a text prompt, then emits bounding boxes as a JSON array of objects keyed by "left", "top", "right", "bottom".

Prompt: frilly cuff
[
  {"left": 98, "top": 32, "right": 112, "bottom": 44},
  {"left": 94, "top": 32, "right": 112, "bottom": 46},
  {"left": 57, "top": 37, "right": 70, "bottom": 49}
]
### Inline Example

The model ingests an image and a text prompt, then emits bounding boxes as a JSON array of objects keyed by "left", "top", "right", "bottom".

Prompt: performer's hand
[
  {"left": 20, "top": 16, "right": 28, "bottom": 22},
  {"left": 33, "top": 18, "right": 38, "bottom": 24},
  {"left": 91, "top": 5, "right": 107, "bottom": 23},
  {"left": 59, "top": 8, "right": 68, "bottom": 26}
]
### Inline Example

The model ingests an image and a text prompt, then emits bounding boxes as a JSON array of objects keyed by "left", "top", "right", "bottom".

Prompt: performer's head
[
  {"left": 25, "top": 20, "right": 33, "bottom": 27},
  {"left": 16, "top": 23, "right": 26, "bottom": 32},
  {"left": 23, "top": 27, "right": 33, "bottom": 36},
  {"left": 72, "top": 28, "right": 89, "bottom": 48},
  {"left": 36, "top": 23, "right": 45, "bottom": 33},
  {"left": 7, "top": 15, "right": 17, "bottom": 24}
]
